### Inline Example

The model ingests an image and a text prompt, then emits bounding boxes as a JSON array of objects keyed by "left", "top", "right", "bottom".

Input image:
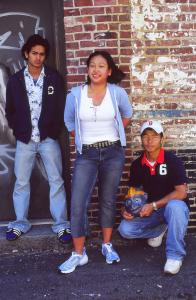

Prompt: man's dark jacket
[{"left": 5, "top": 66, "right": 65, "bottom": 143}]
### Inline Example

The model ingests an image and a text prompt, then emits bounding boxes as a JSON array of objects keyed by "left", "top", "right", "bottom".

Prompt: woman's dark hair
[
  {"left": 21, "top": 34, "right": 50, "bottom": 60},
  {"left": 86, "top": 51, "right": 126, "bottom": 84}
]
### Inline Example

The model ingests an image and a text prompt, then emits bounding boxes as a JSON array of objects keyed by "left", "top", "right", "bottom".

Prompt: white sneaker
[
  {"left": 164, "top": 259, "right": 182, "bottom": 275},
  {"left": 58, "top": 250, "right": 88, "bottom": 274},
  {"left": 147, "top": 228, "right": 167, "bottom": 248},
  {"left": 102, "top": 243, "right": 120, "bottom": 264}
]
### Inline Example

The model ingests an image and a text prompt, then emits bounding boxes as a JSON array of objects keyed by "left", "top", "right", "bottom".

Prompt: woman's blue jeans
[
  {"left": 118, "top": 200, "right": 189, "bottom": 260},
  {"left": 71, "top": 144, "right": 125, "bottom": 237}
]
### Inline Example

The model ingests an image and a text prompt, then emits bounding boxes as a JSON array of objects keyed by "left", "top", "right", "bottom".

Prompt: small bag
[{"left": 124, "top": 187, "right": 148, "bottom": 217}]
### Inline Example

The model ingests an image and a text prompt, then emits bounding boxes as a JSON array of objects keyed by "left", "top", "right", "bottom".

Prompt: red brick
[
  {"left": 64, "top": 8, "right": 80, "bottom": 16},
  {"left": 95, "top": 48, "right": 118, "bottom": 55},
  {"left": 66, "top": 59, "right": 79, "bottom": 66},
  {"left": 80, "top": 40, "right": 104, "bottom": 47},
  {"left": 67, "top": 74, "right": 85, "bottom": 82},
  {"left": 81, "top": 7, "right": 104, "bottom": 15},
  {"left": 67, "top": 67, "right": 78, "bottom": 74},
  {"left": 145, "top": 39, "right": 181, "bottom": 47},
  {"left": 109, "top": 23, "right": 119, "bottom": 30},
  {"left": 167, "top": 31, "right": 189, "bottom": 38},
  {"left": 120, "top": 24, "right": 131, "bottom": 30},
  {"left": 106, "top": 40, "right": 118, "bottom": 47},
  {"left": 76, "top": 50, "right": 92, "bottom": 57},
  {"left": 74, "top": 32, "right": 92, "bottom": 40},
  {"left": 120, "top": 48, "right": 133, "bottom": 55},
  {"left": 181, "top": 23, "right": 195, "bottom": 29},
  {"left": 84, "top": 24, "right": 96, "bottom": 31},
  {"left": 112, "top": 15, "right": 118, "bottom": 22},
  {"left": 66, "top": 51, "right": 75, "bottom": 58},
  {"left": 118, "top": 0, "right": 129, "bottom": 4},
  {"left": 65, "top": 25, "right": 83, "bottom": 33},
  {"left": 74, "top": 0, "right": 93, "bottom": 6},
  {"left": 95, "top": 15, "right": 112, "bottom": 22},
  {"left": 165, "top": 0, "right": 189, "bottom": 2},
  {"left": 119, "top": 14, "right": 130, "bottom": 22},
  {"left": 94, "top": 31, "right": 117, "bottom": 40},
  {"left": 170, "top": 47, "right": 193, "bottom": 55},
  {"left": 120, "top": 40, "right": 130, "bottom": 47},
  {"left": 97, "top": 24, "right": 109, "bottom": 30},
  {"left": 66, "top": 42, "right": 79, "bottom": 49},
  {"left": 65, "top": 34, "right": 74, "bottom": 42},
  {"left": 157, "top": 23, "right": 179, "bottom": 30},
  {"left": 119, "top": 56, "right": 131, "bottom": 63},
  {"left": 64, "top": 0, "right": 74, "bottom": 7},
  {"left": 120, "top": 31, "right": 131, "bottom": 38},
  {"left": 75, "top": 16, "right": 92, "bottom": 23},
  {"left": 78, "top": 67, "right": 87, "bottom": 74},
  {"left": 181, "top": 5, "right": 196, "bottom": 12},
  {"left": 146, "top": 48, "right": 169, "bottom": 55},
  {"left": 94, "top": 0, "right": 116, "bottom": 5}
]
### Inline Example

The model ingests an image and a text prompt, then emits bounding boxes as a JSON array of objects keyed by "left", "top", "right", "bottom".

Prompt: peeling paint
[
  {"left": 154, "top": 68, "right": 196, "bottom": 92},
  {"left": 131, "top": 0, "right": 163, "bottom": 31},
  {"left": 131, "top": 56, "right": 153, "bottom": 83},
  {"left": 145, "top": 32, "right": 165, "bottom": 41},
  {"left": 157, "top": 57, "right": 178, "bottom": 63}
]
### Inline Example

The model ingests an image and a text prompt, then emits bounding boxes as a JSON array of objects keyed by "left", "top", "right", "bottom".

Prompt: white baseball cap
[{"left": 140, "top": 120, "right": 163, "bottom": 135}]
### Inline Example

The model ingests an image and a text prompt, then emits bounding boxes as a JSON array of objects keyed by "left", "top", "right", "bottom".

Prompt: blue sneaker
[
  {"left": 57, "top": 228, "right": 72, "bottom": 244},
  {"left": 102, "top": 243, "right": 120, "bottom": 264},
  {"left": 6, "top": 228, "right": 23, "bottom": 241},
  {"left": 58, "top": 250, "right": 88, "bottom": 274}
]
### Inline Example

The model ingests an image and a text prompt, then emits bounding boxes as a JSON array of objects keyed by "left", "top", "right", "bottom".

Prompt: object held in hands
[{"left": 124, "top": 187, "right": 148, "bottom": 217}]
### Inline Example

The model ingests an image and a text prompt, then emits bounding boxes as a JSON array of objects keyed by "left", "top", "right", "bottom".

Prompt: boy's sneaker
[
  {"left": 6, "top": 228, "right": 23, "bottom": 241},
  {"left": 102, "top": 242, "right": 120, "bottom": 264},
  {"left": 58, "top": 250, "right": 88, "bottom": 274},
  {"left": 164, "top": 259, "right": 182, "bottom": 275},
  {"left": 147, "top": 228, "right": 167, "bottom": 248},
  {"left": 57, "top": 228, "right": 72, "bottom": 244}
]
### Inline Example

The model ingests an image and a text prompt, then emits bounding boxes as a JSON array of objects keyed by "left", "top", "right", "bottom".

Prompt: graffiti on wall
[{"left": 0, "top": 12, "right": 45, "bottom": 73}]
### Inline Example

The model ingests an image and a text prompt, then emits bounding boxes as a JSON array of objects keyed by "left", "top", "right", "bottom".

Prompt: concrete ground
[{"left": 0, "top": 226, "right": 195, "bottom": 300}]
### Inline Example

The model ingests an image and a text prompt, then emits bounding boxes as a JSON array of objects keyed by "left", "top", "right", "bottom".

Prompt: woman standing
[{"left": 59, "top": 51, "right": 132, "bottom": 273}]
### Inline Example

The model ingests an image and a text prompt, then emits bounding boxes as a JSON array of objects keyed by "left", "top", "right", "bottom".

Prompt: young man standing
[
  {"left": 118, "top": 120, "right": 189, "bottom": 275},
  {"left": 5, "top": 34, "right": 71, "bottom": 243}
]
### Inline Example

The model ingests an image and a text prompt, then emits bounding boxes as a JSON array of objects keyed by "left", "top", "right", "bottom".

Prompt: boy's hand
[
  {"left": 121, "top": 207, "right": 134, "bottom": 220},
  {"left": 139, "top": 203, "right": 153, "bottom": 217}
]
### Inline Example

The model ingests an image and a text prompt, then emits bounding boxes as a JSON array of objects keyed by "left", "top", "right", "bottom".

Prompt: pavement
[{"left": 0, "top": 225, "right": 196, "bottom": 300}]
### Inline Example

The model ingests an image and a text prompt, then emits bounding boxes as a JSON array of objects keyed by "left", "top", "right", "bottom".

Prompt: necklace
[{"left": 88, "top": 86, "right": 107, "bottom": 106}]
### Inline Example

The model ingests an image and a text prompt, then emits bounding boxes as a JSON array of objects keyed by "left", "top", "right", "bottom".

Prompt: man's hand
[
  {"left": 121, "top": 206, "right": 134, "bottom": 221},
  {"left": 139, "top": 203, "right": 153, "bottom": 217}
]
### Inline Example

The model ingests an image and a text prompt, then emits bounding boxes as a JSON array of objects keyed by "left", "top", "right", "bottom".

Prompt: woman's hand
[
  {"left": 121, "top": 206, "right": 134, "bottom": 221},
  {"left": 139, "top": 203, "right": 153, "bottom": 217},
  {"left": 70, "top": 130, "right": 75, "bottom": 137}
]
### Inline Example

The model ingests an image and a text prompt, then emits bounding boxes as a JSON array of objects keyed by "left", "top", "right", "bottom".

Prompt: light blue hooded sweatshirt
[{"left": 64, "top": 83, "right": 133, "bottom": 153}]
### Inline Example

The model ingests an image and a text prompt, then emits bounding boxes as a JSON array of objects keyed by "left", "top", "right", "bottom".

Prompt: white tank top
[{"left": 79, "top": 85, "right": 119, "bottom": 144}]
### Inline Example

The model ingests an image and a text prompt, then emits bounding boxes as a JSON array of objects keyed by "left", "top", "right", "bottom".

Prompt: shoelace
[
  {"left": 103, "top": 243, "right": 113, "bottom": 252},
  {"left": 58, "top": 228, "right": 71, "bottom": 238},
  {"left": 63, "top": 253, "right": 81, "bottom": 267}
]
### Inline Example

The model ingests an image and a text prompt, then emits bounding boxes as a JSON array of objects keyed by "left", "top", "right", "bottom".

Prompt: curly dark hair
[
  {"left": 21, "top": 34, "right": 50, "bottom": 60},
  {"left": 86, "top": 51, "right": 126, "bottom": 84}
]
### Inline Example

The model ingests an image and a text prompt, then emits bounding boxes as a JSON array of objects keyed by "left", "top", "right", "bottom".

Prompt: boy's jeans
[
  {"left": 118, "top": 200, "right": 189, "bottom": 261},
  {"left": 8, "top": 138, "right": 69, "bottom": 233}
]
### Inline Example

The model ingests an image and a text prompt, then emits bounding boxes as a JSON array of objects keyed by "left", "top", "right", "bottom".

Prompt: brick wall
[{"left": 63, "top": 0, "right": 196, "bottom": 235}]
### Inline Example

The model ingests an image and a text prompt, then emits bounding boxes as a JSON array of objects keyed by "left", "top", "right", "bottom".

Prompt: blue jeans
[
  {"left": 71, "top": 144, "right": 125, "bottom": 237},
  {"left": 118, "top": 200, "right": 189, "bottom": 261},
  {"left": 8, "top": 138, "right": 69, "bottom": 233}
]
